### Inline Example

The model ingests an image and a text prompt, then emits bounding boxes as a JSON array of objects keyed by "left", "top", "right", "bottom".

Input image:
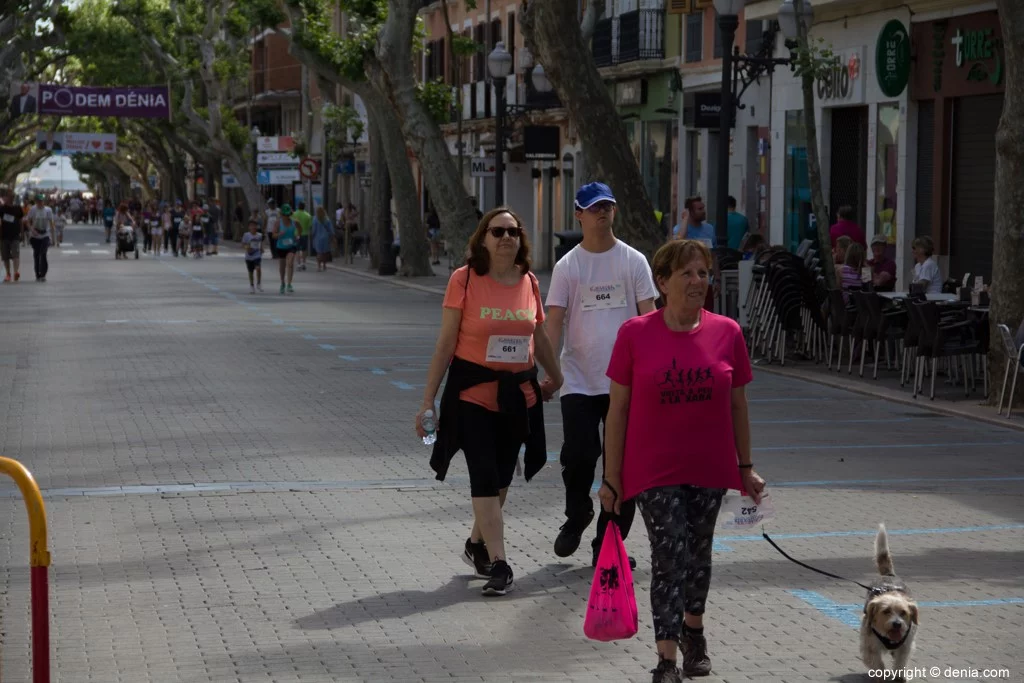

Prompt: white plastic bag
[{"left": 718, "top": 492, "right": 776, "bottom": 529}]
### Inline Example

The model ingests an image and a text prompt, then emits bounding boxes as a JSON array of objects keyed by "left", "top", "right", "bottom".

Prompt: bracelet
[{"left": 738, "top": 463, "right": 753, "bottom": 469}]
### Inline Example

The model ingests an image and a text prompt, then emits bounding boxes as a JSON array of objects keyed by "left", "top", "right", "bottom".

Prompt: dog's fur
[{"left": 860, "top": 524, "right": 919, "bottom": 679}]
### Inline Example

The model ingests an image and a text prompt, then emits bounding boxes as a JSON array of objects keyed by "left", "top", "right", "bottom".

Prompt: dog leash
[{"left": 762, "top": 529, "right": 874, "bottom": 591}]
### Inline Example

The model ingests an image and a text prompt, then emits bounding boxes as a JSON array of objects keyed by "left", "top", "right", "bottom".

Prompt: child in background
[{"left": 241, "top": 219, "right": 264, "bottom": 293}]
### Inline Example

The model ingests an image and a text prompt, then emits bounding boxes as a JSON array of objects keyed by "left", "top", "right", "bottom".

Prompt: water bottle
[{"left": 421, "top": 409, "right": 436, "bottom": 446}]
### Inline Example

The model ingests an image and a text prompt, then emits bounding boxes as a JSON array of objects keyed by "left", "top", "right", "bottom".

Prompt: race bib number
[
  {"left": 581, "top": 281, "right": 627, "bottom": 312},
  {"left": 718, "top": 492, "right": 776, "bottom": 530},
  {"left": 485, "top": 335, "right": 530, "bottom": 364},
  {"left": 201, "top": 216, "right": 209, "bottom": 224},
  {"left": 2, "top": 213, "right": 14, "bottom": 223}
]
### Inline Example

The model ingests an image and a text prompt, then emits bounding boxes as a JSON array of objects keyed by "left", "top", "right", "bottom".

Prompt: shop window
[
  {"left": 875, "top": 103, "right": 900, "bottom": 256},
  {"left": 685, "top": 13, "right": 702, "bottom": 62},
  {"left": 784, "top": 110, "right": 810, "bottom": 252}
]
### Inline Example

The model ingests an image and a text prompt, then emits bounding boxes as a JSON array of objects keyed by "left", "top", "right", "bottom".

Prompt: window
[
  {"left": 713, "top": 11, "right": 721, "bottom": 58},
  {"left": 744, "top": 19, "right": 764, "bottom": 55},
  {"left": 875, "top": 103, "right": 900, "bottom": 251},
  {"left": 685, "top": 12, "right": 703, "bottom": 62},
  {"left": 508, "top": 13, "right": 516, "bottom": 76},
  {"left": 474, "top": 23, "right": 485, "bottom": 81}
]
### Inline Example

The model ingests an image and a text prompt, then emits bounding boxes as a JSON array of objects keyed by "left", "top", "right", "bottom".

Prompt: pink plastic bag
[{"left": 583, "top": 520, "right": 638, "bottom": 641}]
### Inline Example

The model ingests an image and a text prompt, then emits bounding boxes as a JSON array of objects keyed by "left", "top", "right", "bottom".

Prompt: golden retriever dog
[{"left": 860, "top": 524, "right": 919, "bottom": 680}]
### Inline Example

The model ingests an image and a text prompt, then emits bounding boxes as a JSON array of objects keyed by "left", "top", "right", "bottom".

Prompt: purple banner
[{"left": 38, "top": 84, "right": 171, "bottom": 119}]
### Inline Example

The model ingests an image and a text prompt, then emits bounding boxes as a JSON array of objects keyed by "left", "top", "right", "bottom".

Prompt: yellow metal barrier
[{"left": 0, "top": 457, "right": 51, "bottom": 683}]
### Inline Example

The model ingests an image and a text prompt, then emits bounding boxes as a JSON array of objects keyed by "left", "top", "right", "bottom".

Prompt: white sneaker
[
  {"left": 256, "top": 285, "right": 263, "bottom": 293},
  {"left": 250, "top": 285, "right": 255, "bottom": 294}
]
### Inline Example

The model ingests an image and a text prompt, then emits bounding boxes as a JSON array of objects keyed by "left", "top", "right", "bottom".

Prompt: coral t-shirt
[
  {"left": 606, "top": 309, "right": 753, "bottom": 500},
  {"left": 443, "top": 266, "right": 545, "bottom": 412}
]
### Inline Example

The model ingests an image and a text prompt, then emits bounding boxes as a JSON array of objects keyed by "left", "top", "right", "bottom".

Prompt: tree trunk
[
  {"left": 368, "top": 118, "right": 395, "bottom": 274},
  {"left": 275, "top": 21, "right": 431, "bottom": 275},
  {"left": 522, "top": 0, "right": 661, "bottom": 258},
  {"left": 794, "top": 0, "right": 837, "bottom": 288},
  {"left": 376, "top": 0, "right": 478, "bottom": 260},
  {"left": 991, "top": 0, "right": 1024, "bottom": 408}
]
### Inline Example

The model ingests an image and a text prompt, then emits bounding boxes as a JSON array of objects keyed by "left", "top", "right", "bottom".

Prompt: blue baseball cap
[{"left": 574, "top": 182, "right": 616, "bottom": 210}]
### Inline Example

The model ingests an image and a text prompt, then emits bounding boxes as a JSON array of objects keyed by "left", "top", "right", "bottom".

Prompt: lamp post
[
  {"left": 487, "top": 43, "right": 555, "bottom": 208},
  {"left": 711, "top": 0, "right": 811, "bottom": 247}
]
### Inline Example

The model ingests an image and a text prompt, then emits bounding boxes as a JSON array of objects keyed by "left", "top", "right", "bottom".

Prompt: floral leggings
[{"left": 636, "top": 485, "right": 726, "bottom": 642}]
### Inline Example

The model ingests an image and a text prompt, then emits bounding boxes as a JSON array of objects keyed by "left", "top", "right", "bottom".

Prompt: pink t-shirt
[{"left": 606, "top": 309, "right": 753, "bottom": 500}]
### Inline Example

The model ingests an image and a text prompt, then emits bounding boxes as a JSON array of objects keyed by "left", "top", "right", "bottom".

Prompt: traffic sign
[{"left": 299, "top": 157, "right": 320, "bottom": 180}]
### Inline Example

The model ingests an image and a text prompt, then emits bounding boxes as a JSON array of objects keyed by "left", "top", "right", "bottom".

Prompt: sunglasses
[
  {"left": 488, "top": 226, "right": 522, "bottom": 239},
  {"left": 584, "top": 201, "right": 615, "bottom": 214}
]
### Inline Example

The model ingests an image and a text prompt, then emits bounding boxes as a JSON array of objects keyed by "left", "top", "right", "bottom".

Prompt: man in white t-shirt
[{"left": 544, "top": 181, "right": 658, "bottom": 566}]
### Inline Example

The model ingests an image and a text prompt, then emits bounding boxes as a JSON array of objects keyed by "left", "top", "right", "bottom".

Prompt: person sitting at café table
[
  {"left": 840, "top": 243, "right": 866, "bottom": 303},
  {"left": 833, "top": 235, "right": 852, "bottom": 266},
  {"left": 912, "top": 236, "right": 943, "bottom": 295},
  {"left": 868, "top": 234, "right": 896, "bottom": 292}
]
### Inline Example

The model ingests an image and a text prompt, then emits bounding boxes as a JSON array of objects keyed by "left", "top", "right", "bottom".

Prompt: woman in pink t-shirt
[{"left": 600, "top": 239, "right": 766, "bottom": 682}]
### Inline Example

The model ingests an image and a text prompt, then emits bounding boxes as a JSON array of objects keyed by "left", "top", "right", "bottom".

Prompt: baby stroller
[{"left": 116, "top": 222, "right": 139, "bottom": 259}]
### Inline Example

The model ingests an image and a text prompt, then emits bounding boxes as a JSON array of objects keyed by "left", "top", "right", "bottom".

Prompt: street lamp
[
  {"left": 487, "top": 41, "right": 554, "bottom": 206},
  {"left": 712, "top": 0, "right": 810, "bottom": 247}
]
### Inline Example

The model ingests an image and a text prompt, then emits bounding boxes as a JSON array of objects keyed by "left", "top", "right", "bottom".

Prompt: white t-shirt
[
  {"left": 913, "top": 257, "right": 942, "bottom": 294},
  {"left": 545, "top": 240, "right": 658, "bottom": 396},
  {"left": 28, "top": 206, "right": 53, "bottom": 238}
]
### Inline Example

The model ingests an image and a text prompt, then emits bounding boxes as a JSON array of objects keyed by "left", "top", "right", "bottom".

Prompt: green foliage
[
  {"left": 322, "top": 103, "right": 365, "bottom": 160},
  {"left": 790, "top": 36, "right": 838, "bottom": 82},
  {"left": 451, "top": 33, "right": 479, "bottom": 58},
  {"left": 287, "top": 0, "right": 386, "bottom": 83},
  {"left": 417, "top": 78, "right": 455, "bottom": 125},
  {"left": 222, "top": 108, "right": 251, "bottom": 151}
]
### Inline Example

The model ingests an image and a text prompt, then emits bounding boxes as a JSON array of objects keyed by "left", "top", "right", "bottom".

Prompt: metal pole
[
  {"left": 494, "top": 75, "right": 506, "bottom": 206},
  {"left": 716, "top": 14, "right": 738, "bottom": 248}
]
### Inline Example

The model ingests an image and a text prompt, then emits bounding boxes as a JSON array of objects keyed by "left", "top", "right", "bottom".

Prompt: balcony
[{"left": 592, "top": 10, "right": 665, "bottom": 67}]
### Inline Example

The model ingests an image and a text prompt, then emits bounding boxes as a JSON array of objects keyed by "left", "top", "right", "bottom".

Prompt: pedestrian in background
[
  {"left": 600, "top": 239, "right": 764, "bottom": 682},
  {"left": 265, "top": 199, "right": 280, "bottom": 260},
  {"left": 273, "top": 204, "right": 298, "bottom": 294},
  {"left": 292, "top": 201, "right": 312, "bottom": 271},
  {"left": 27, "top": 195, "right": 54, "bottom": 282},
  {"left": 1, "top": 189, "right": 25, "bottom": 282},
  {"left": 242, "top": 219, "right": 264, "bottom": 293},
  {"left": 311, "top": 205, "right": 332, "bottom": 272},
  {"left": 416, "top": 207, "right": 562, "bottom": 597}
]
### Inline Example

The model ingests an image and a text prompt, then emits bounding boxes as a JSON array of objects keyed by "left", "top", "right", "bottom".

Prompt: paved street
[{"left": 1, "top": 222, "right": 1022, "bottom": 683}]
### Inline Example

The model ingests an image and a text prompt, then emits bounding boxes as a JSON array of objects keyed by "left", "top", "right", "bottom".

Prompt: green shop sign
[
  {"left": 951, "top": 27, "right": 1003, "bottom": 86},
  {"left": 876, "top": 20, "right": 910, "bottom": 97}
]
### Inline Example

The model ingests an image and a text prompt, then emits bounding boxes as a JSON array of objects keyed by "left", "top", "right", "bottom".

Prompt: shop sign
[
  {"left": 524, "top": 125, "right": 560, "bottom": 161},
  {"left": 816, "top": 47, "right": 866, "bottom": 106},
  {"left": 876, "top": 20, "right": 910, "bottom": 97},
  {"left": 616, "top": 79, "right": 645, "bottom": 107},
  {"left": 471, "top": 158, "right": 496, "bottom": 178},
  {"left": 951, "top": 27, "right": 1003, "bottom": 86},
  {"left": 692, "top": 92, "right": 722, "bottom": 129}
]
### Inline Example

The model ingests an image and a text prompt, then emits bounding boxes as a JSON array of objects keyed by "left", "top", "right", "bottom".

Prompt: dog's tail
[{"left": 875, "top": 523, "right": 895, "bottom": 576}]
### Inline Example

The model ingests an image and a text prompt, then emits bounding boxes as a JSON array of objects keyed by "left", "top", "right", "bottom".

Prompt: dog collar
[{"left": 871, "top": 627, "right": 909, "bottom": 650}]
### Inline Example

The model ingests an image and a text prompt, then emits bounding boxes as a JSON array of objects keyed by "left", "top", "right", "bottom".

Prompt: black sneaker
[
  {"left": 482, "top": 560, "right": 513, "bottom": 596},
  {"left": 651, "top": 657, "right": 683, "bottom": 683},
  {"left": 554, "top": 509, "right": 594, "bottom": 557},
  {"left": 681, "top": 629, "right": 712, "bottom": 677},
  {"left": 462, "top": 538, "right": 491, "bottom": 578}
]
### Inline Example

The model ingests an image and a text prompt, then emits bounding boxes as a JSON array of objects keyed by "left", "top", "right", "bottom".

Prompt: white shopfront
[{"left": 768, "top": 8, "right": 915, "bottom": 284}]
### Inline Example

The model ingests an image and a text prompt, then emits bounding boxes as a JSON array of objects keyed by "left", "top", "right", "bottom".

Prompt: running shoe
[
  {"left": 681, "top": 629, "right": 712, "bottom": 677},
  {"left": 554, "top": 509, "right": 594, "bottom": 558},
  {"left": 481, "top": 560, "right": 513, "bottom": 596},
  {"left": 256, "top": 285, "right": 263, "bottom": 293},
  {"left": 250, "top": 285, "right": 255, "bottom": 294},
  {"left": 651, "top": 658, "right": 683, "bottom": 683},
  {"left": 14, "top": 272, "right": 19, "bottom": 281},
  {"left": 3, "top": 275, "right": 9, "bottom": 283},
  {"left": 286, "top": 284, "right": 294, "bottom": 294},
  {"left": 280, "top": 283, "right": 286, "bottom": 294},
  {"left": 462, "top": 538, "right": 491, "bottom": 578}
]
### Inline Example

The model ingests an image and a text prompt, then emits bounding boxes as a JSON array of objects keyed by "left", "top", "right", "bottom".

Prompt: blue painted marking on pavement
[
  {"left": 755, "top": 440, "right": 1024, "bottom": 452},
  {"left": 788, "top": 590, "right": 1024, "bottom": 630},
  {"left": 750, "top": 417, "right": 914, "bottom": 425},
  {"left": 370, "top": 368, "right": 387, "bottom": 376},
  {"left": 773, "top": 475, "right": 1024, "bottom": 487},
  {"left": 303, "top": 334, "right": 318, "bottom": 340},
  {"left": 338, "top": 355, "right": 359, "bottom": 361},
  {"left": 272, "top": 319, "right": 284, "bottom": 325},
  {"left": 259, "top": 312, "right": 272, "bottom": 317},
  {"left": 286, "top": 327, "right": 300, "bottom": 332},
  {"left": 788, "top": 590, "right": 863, "bottom": 628},
  {"left": 391, "top": 381, "right": 416, "bottom": 390},
  {"left": 319, "top": 344, "right": 337, "bottom": 351},
  {"left": 712, "top": 523, "right": 1024, "bottom": 551}
]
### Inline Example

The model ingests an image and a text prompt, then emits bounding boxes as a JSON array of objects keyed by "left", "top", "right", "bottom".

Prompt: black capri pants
[
  {"left": 636, "top": 484, "right": 726, "bottom": 642},
  {"left": 458, "top": 400, "right": 523, "bottom": 498}
]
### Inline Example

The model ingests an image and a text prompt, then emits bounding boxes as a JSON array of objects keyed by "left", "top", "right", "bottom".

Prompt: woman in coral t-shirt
[
  {"left": 600, "top": 239, "right": 766, "bottom": 682},
  {"left": 417, "top": 207, "right": 562, "bottom": 597}
]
